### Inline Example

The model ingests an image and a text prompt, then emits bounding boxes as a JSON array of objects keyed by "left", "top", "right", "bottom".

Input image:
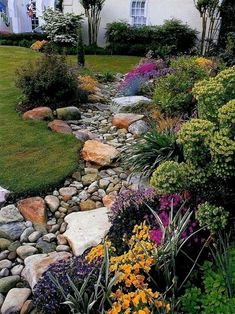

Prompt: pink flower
[{"left": 150, "top": 229, "right": 163, "bottom": 246}]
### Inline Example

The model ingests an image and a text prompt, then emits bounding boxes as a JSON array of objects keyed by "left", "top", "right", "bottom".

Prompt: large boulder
[
  {"left": 112, "top": 113, "right": 144, "bottom": 129},
  {"left": 22, "top": 107, "right": 53, "bottom": 121},
  {"left": 0, "top": 222, "right": 26, "bottom": 241},
  {"left": 82, "top": 140, "right": 119, "bottom": 166},
  {"left": 0, "top": 187, "right": 10, "bottom": 206},
  {"left": 110, "top": 96, "right": 151, "bottom": 113},
  {"left": 22, "top": 252, "right": 71, "bottom": 288},
  {"left": 1, "top": 288, "right": 31, "bottom": 314},
  {"left": 17, "top": 197, "right": 46, "bottom": 226},
  {"left": 48, "top": 120, "right": 72, "bottom": 134},
  {"left": 56, "top": 107, "right": 81, "bottom": 121},
  {"left": 63, "top": 207, "right": 111, "bottom": 256}
]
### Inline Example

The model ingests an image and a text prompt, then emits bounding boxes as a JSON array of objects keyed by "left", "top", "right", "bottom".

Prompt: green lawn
[{"left": 0, "top": 46, "right": 139, "bottom": 196}]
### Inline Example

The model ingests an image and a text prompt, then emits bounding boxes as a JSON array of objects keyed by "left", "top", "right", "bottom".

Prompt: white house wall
[{"left": 63, "top": 0, "right": 202, "bottom": 46}]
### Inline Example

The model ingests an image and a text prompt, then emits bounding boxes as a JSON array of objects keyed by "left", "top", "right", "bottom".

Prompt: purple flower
[
  {"left": 159, "top": 194, "right": 183, "bottom": 211},
  {"left": 150, "top": 229, "right": 163, "bottom": 246}
]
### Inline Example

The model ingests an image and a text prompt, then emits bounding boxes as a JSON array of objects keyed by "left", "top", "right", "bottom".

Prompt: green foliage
[
  {"left": 196, "top": 202, "right": 229, "bottom": 233},
  {"left": 154, "top": 57, "right": 209, "bottom": 114},
  {"left": 193, "top": 66, "right": 235, "bottom": 121},
  {"left": 181, "top": 254, "right": 235, "bottom": 314},
  {"left": 177, "top": 119, "right": 215, "bottom": 166},
  {"left": 0, "top": 32, "right": 46, "bottom": 48},
  {"left": 210, "top": 130, "right": 235, "bottom": 178},
  {"left": 16, "top": 54, "right": 85, "bottom": 111},
  {"left": 123, "top": 128, "right": 181, "bottom": 177},
  {"left": 106, "top": 19, "right": 197, "bottom": 56},
  {"left": 218, "top": 100, "right": 235, "bottom": 135},
  {"left": 184, "top": 162, "right": 212, "bottom": 187},
  {"left": 150, "top": 161, "right": 186, "bottom": 195}
]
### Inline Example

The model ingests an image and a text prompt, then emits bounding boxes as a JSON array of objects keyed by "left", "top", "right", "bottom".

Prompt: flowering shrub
[
  {"left": 218, "top": 100, "right": 235, "bottom": 134},
  {"left": 150, "top": 161, "right": 186, "bottom": 195},
  {"left": 196, "top": 202, "right": 229, "bottom": 233},
  {"left": 195, "top": 57, "right": 214, "bottom": 71},
  {"left": 78, "top": 75, "right": 98, "bottom": 94}
]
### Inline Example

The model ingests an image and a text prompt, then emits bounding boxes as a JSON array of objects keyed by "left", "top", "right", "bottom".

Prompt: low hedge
[
  {"left": 0, "top": 32, "right": 47, "bottom": 47},
  {"left": 106, "top": 19, "right": 198, "bottom": 56}
]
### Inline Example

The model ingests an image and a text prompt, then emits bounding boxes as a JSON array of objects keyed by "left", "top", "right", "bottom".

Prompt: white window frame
[{"left": 130, "top": 0, "right": 148, "bottom": 27}]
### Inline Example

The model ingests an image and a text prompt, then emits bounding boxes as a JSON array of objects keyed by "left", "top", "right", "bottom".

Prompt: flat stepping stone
[{"left": 63, "top": 207, "right": 111, "bottom": 256}]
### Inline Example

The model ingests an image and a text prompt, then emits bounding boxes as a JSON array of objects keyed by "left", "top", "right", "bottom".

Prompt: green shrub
[
  {"left": 193, "top": 66, "right": 235, "bottom": 121},
  {"left": 0, "top": 32, "right": 46, "bottom": 47},
  {"left": 210, "top": 130, "right": 235, "bottom": 178},
  {"left": 196, "top": 202, "right": 229, "bottom": 233},
  {"left": 150, "top": 161, "right": 186, "bottom": 195},
  {"left": 16, "top": 54, "right": 86, "bottom": 111},
  {"left": 177, "top": 119, "right": 215, "bottom": 166},
  {"left": 154, "top": 57, "right": 209, "bottom": 114},
  {"left": 106, "top": 19, "right": 197, "bottom": 56},
  {"left": 185, "top": 162, "right": 212, "bottom": 187}
]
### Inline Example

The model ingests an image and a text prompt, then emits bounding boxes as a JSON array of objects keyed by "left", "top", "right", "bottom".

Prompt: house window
[
  {"left": 131, "top": 0, "right": 147, "bottom": 26},
  {"left": 27, "top": 1, "right": 39, "bottom": 30}
]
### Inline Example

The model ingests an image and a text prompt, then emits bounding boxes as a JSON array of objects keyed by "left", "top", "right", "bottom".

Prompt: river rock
[
  {"left": 48, "top": 120, "right": 72, "bottom": 134},
  {"left": 0, "top": 238, "right": 11, "bottom": 250},
  {"left": 1, "top": 288, "right": 31, "bottom": 314},
  {"left": 80, "top": 199, "right": 96, "bottom": 211},
  {"left": 22, "top": 252, "right": 71, "bottom": 288},
  {"left": 112, "top": 113, "right": 144, "bottom": 129},
  {"left": 56, "top": 107, "right": 81, "bottom": 121},
  {"left": 0, "top": 205, "right": 24, "bottom": 224},
  {"left": 0, "top": 187, "right": 10, "bottom": 206},
  {"left": 0, "top": 276, "right": 20, "bottom": 293},
  {"left": 0, "top": 222, "right": 26, "bottom": 241},
  {"left": 63, "top": 207, "right": 111, "bottom": 256},
  {"left": 16, "top": 246, "right": 38, "bottom": 260},
  {"left": 82, "top": 140, "right": 119, "bottom": 166},
  {"left": 22, "top": 107, "right": 53, "bottom": 121},
  {"left": 111, "top": 96, "right": 151, "bottom": 113},
  {"left": 45, "top": 195, "right": 60, "bottom": 213},
  {"left": 17, "top": 197, "right": 46, "bottom": 226},
  {"left": 128, "top": 120, "right": 149, "bottom": 136}
]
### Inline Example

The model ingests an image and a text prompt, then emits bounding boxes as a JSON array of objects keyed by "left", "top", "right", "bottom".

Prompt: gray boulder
[{"left": 110, "top": 96, "right": 151, "bottom": 113}]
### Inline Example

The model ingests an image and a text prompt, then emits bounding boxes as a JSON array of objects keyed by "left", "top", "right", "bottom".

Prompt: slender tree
[
  {"left": 80, "top": 0, "right": 106, "bottom": 46},
  {"left": 194, "top": 0, "right": 221, "bottom": 55}
]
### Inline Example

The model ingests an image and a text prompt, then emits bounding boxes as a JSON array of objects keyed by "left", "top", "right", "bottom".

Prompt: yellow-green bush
[
  {"left": 177, "top": 119, "right": 215, "bottom": 166},
  {"left": 193, "top": 66, "right": 235, "bottom": 122},
  {"left": 150, "top": 161, "right": 186, "bottom": 195},
  {"left": 184, "top": 162, "right": 212, "bottom": 187},
  {"left": 210, "top": 130, "right": 235, "bottom": 178},
  {"left": 218, "top": 99, "right": 235, "bottom": 135}
]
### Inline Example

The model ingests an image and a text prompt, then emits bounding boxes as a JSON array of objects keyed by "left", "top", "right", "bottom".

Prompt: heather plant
[
  {"left": 123, "top": 127, "right": 182, "bottom": 177},
  {"left": 150, "top": 161, "right": 186, "bottom": 195},
  {"left": 196, "top": 202, "right": 229, "bottom": 233},
  {"left": 32, "top": 256, "right": 101, "bottom": 314}
]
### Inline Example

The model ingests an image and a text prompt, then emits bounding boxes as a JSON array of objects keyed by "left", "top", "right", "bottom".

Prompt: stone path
[{"left": 0, "top": 94, "right": 150, "bottom": 312}]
